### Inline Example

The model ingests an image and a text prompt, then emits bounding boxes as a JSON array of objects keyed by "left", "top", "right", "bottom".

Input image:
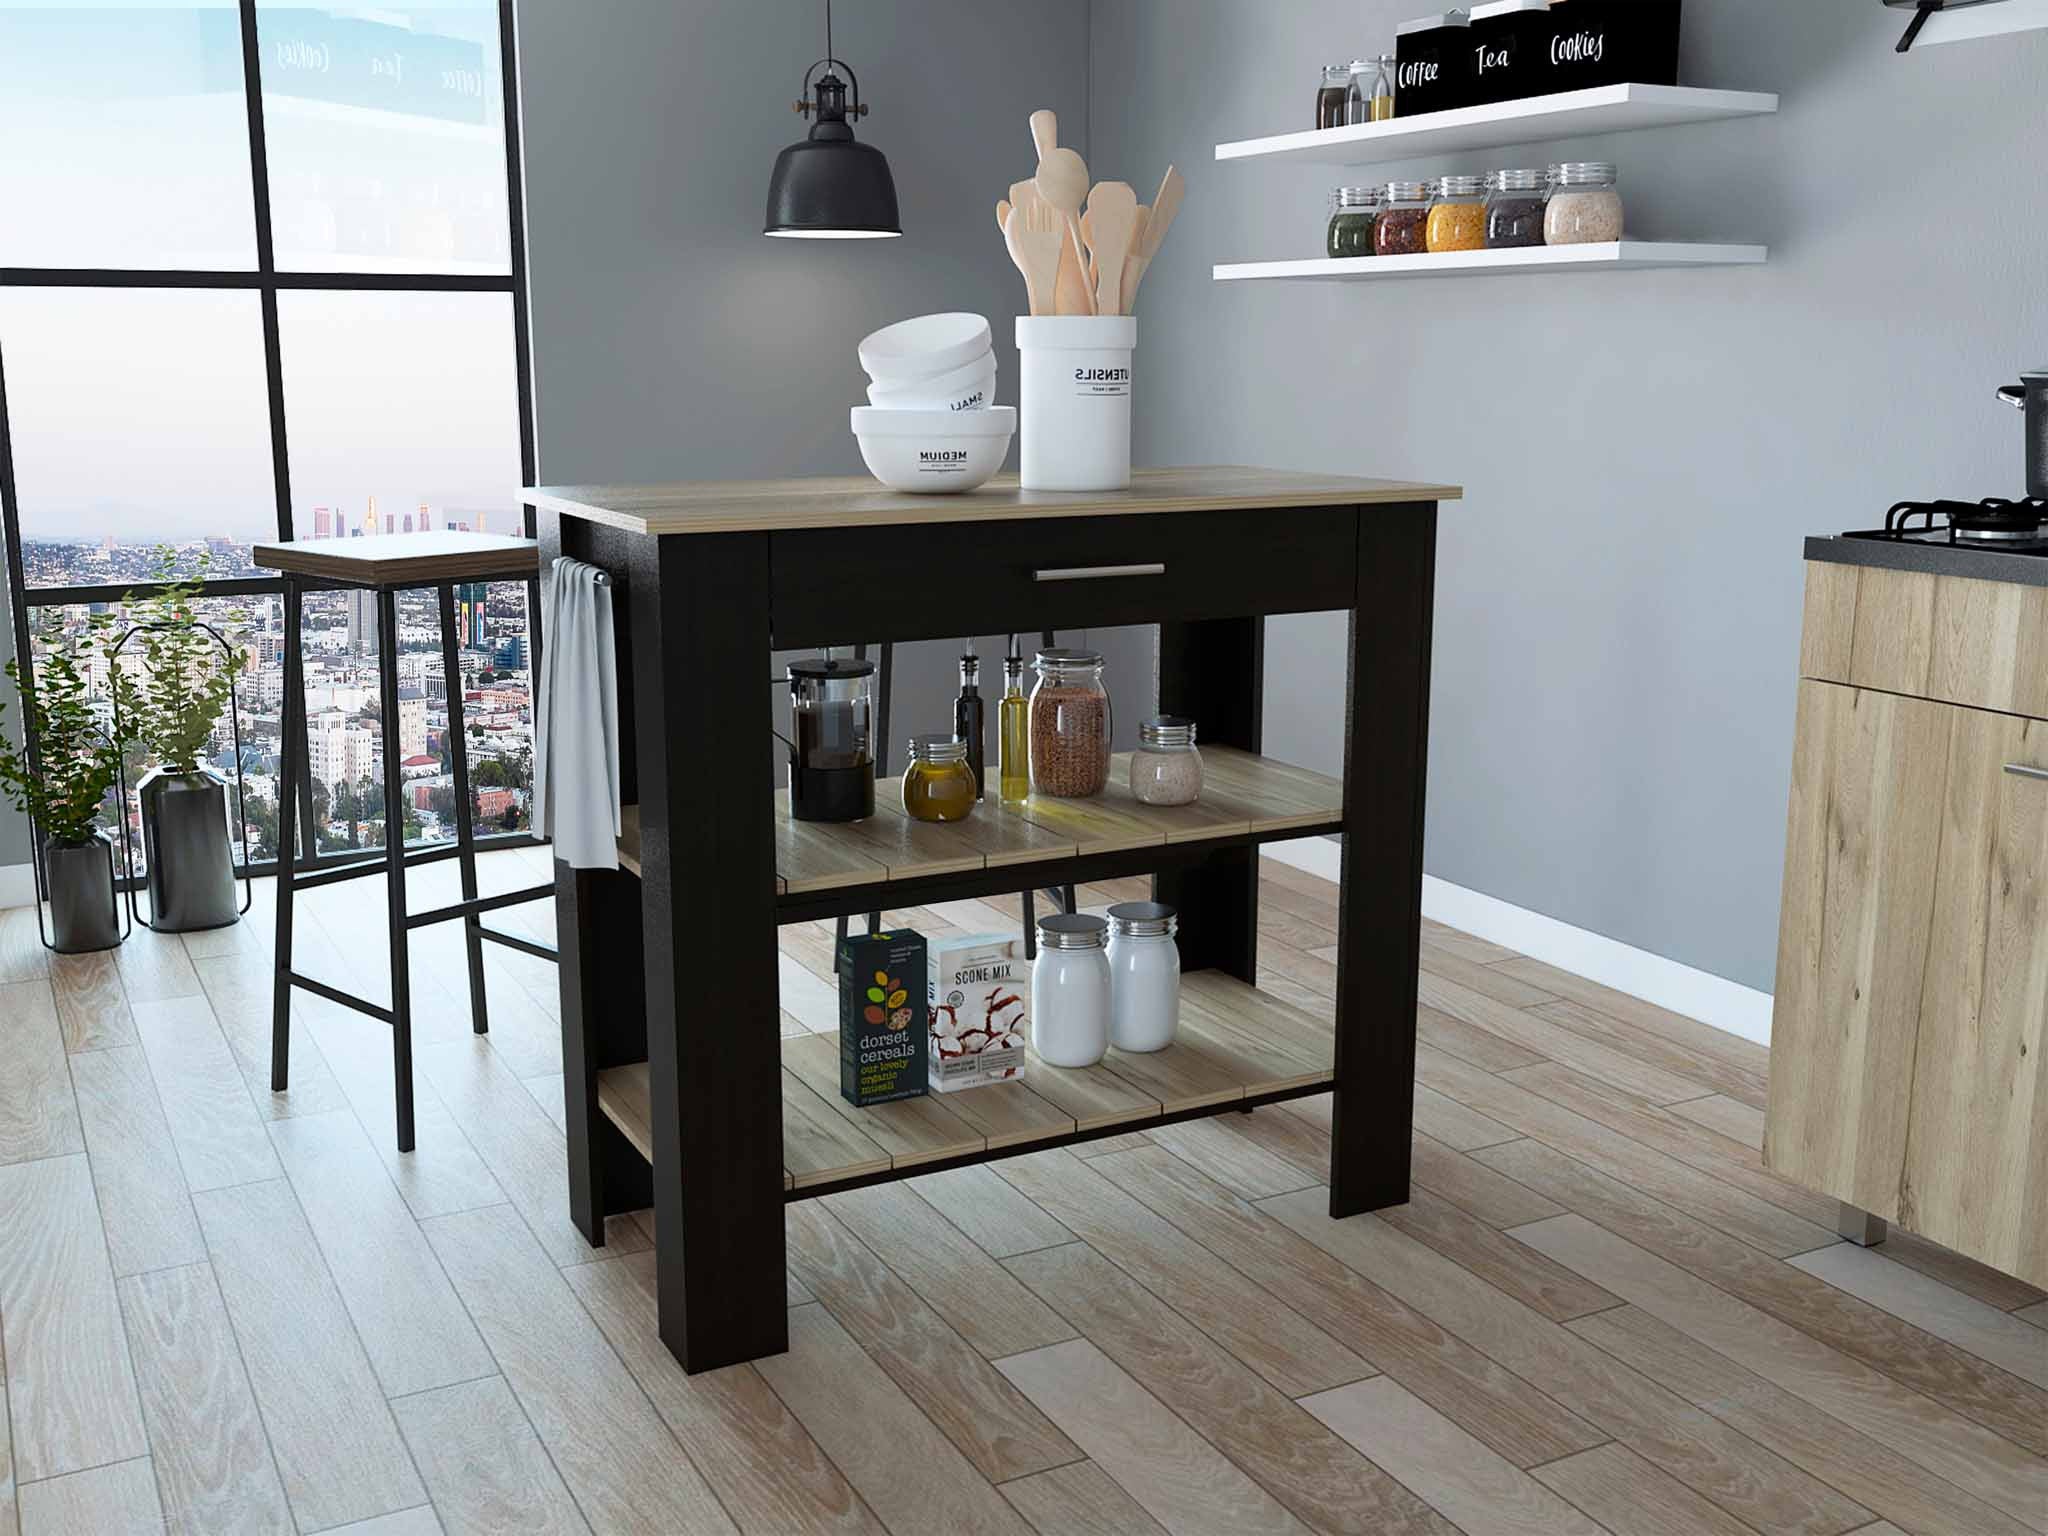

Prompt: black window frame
[{"left": 0, "top": 0, "right": 538, "bottom": 877}]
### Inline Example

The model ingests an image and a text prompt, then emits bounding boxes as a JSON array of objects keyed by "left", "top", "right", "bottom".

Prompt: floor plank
[
  {"left": 133, "top": 995, "right": 281, "bottom": 1192},
  {"left": 1875, "top": 1226, "right": 2048, "bottom": 1315},
  {"left": 1409, "top": 1133, "right": 1564, "bottom": 1229},
  {"left": 116, "top": 1263, "right": 292, "bottom": 1536},
  {"left": 997, "top": 1337, "right": 1310, "bottom": 1536},
  {"left": 193, "top": 1178, "right": 423, "bottom": 1531},
  {"left": 50, "top": 951, "right": 136, "bottom": 1054},
  {"left": 66, "top": 1043, "right": 205, "bottom": 1276},
  {"left": 15, "top": 1458, "right": 164, "bottom": 1536},
  {"left": 782, "top": 1200, "right": 1078, "bottom": 1483},
  {"left": 564, "top": 1252, "right": 885, "bottom": 1536},
  {"left": 1787, "top": 1242, "right": 2048, "bottom": 1389},
  {"left": 1665, "top": 1093, "right": 1765, "bottom": 1151},
  {"left": 0, "top": 1154, "right": 147, "bottom": 1484},
  {"left": 267, "top": 1109, "right": 496, "bottom": 1398},
  {"left": 1411, "top": 1082, "right": 1519, "bottom": 1151},
  {"left": 1, "top": 1330, "right": 14, "bottom": 1536},
  {"left": 1005, "top": 1242, "right": 1454, "bottom": 1535},
  {"left": 1140, "top": 1116, "right": 1320, "bottom": 1199},
  {"left": 999, "top": 1461, "right": 1168, "bottom": 1536},
  {"left": 908, "top": 1164, "right": 1075, "bottom": 1258},
  {"left": 388, "top": 1376, "right": 590, "bottom": 1536},
  {"left": 0, "top": 980, "right": 81, "bottom": 1164},
  {"left": 1415, "top": 1003, "right": 1548, "bottom": 1076},
  {"left": 758, "top": 1303, "right": 1032, "bottom": 1536},
  {"left": 1528, "top": 1442, "right": 1758, "bottom": 1536},
  {"left": 1528, "top": 998, "right": 1767, "bottom": 1107},
  {"left": 420, "top": 1202, "right": 735, "bottom": 1535},
  {"left": 1299, "top": 1376, "right": 1604, "bottom": 1536},
  {"left": 1486, "top": 961, "right": 1770, "bottom": 1085},
  {"left": 1375, "top": 1187, "right": 1621, "bottom": 1322}
]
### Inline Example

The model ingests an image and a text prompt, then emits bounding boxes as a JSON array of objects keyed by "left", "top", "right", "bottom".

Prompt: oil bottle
[
  {"left": 954, "top": 641, "right": 985, "bottom": 799},
  {"left": 998, "top": 635, "right": 1030, "bottom": 803}
]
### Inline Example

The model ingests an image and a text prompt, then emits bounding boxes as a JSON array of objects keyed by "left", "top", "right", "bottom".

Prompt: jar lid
[
  {"left": 1437, "top": 174, "right": 1484, "bottom": 196},
  {"left": 1331, "top": 186, "right": 1376, "bottom": 208},
  {"left": 1138, "top": 715, "right": 1197, "bottom": 748},
  {"left": 1036, "top": 912, "right": 1109, "bottom": 950},
  {"left": 906, "top": 732, "right": 967, "bottom": 763},
  {"left": 1035, "top": 646, "right": 1104, "bottom": 671},
  {"left": 1493, "top": 167, "right": 1545, "bottom": 191},
  {"left": 1553, "top": 161, "right": 1617, "bottom": 186},
  {"left": 1347, "top": 58, "right": 1373, "bottom": 70},
  {"left": 788, "top": 655, "right": 876, "bottom": 679},
  {"left": 1386, "top": 179, "right": 1429, "bottom": 202},
  {"left": 1108, "top": 901, "right": 1178, "bottom": 939}
]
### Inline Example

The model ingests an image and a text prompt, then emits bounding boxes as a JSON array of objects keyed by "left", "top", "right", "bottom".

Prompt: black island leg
[
  {"left": 376, "top": 589, "right": 417, "bottom": 1153},
  {"left": 1330, "top": 504, "right": 1437, "bottom": 1217},
  {"left": 632, "top": 531, "right": 785, "bottom": 1372},
  {"left": 436, "top": 583, "right": 490, "bottom": 1034},
  {"left": 271, "top": 579, "right": 305, "bottom": 1091}
]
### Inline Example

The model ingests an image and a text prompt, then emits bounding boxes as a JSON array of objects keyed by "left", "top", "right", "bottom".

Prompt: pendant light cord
[{"left": 826, "top": 0, "right": 834, "bottom": 70}]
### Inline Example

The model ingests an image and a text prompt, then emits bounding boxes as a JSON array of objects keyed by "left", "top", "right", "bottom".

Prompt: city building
[
  {"left": 396, "top": 687, "right": 428, "bottom": 759},
  {"left": 494, "top": 634, "right": 528, "bottom": 671},
  {"left": 345, "top": 587, "right": 377, "bottom": 655},
  {"left": 306, "top": 709, "right": 373, "bottom": 788},
  {"left": 313, "top": 506, "right": 332, "bottom": 539},
  {"left": 456, "top": 583, "right": 489, "bottom": 650}
]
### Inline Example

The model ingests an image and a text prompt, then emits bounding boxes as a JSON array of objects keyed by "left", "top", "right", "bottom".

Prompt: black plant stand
[{"left": 252, "top": 533, "right": 546, "bottom": 1152}]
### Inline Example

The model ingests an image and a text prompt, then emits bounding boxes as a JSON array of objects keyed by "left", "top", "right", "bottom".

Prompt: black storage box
[
  {"left": 838, "top": 927, "right": 929, "bottom": 1107},
  {"left": 1467, "top": 0, "right": 1558, "bottom": 106},
  {"left": 1533, "top": 0, "right": 1682, "bottom": 92},
  {"left": 1393, "top": 10, "right": 1475, "bottom": 118}
]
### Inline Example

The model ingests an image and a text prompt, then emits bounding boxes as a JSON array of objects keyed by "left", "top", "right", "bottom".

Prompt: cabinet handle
[
  {"left": 1033, "top": 563, "right": 1166, "bottom": 582},
  {"left": 2006, "top": 763, "right": 2048, "bottom": 783}
]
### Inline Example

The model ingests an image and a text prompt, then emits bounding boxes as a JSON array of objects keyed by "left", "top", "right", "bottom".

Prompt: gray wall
[
  {"left": 1089, "top": 0, "right": 2048, "bottom": 993},
  {"left": 514, "top": 0, "right": 1148, "bottom": 767}
]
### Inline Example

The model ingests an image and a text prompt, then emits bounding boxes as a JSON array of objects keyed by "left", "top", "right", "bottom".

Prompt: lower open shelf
[{"left": 595, "top": 970, "right": 1334, "bottom": 1197}]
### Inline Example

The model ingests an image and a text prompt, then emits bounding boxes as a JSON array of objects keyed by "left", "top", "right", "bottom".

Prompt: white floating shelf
[
  {"left": 1900, "top": 0, "right": 2048, "bottom": 45},
  {"left": 1215, "top": 84, "right": 1778, "bottom": 167},
  {"left": 1214, "top": 242, "right": 1768, "bottom": 283}
]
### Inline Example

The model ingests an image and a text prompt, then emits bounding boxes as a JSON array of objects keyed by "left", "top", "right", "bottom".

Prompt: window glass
[
  {"left": 0, "top": 4, "right": 258, "bottom": 269},
  {"left": 256, "top": 3, "right": 510, "bottom": 273},
  {"left": 0, "top": 288, "right": 276, "bottom": 587}
]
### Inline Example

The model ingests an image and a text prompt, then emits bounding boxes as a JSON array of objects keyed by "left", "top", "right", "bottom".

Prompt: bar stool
[{"left": 252, "top": 532, "right": 551, "bottom": 1152}]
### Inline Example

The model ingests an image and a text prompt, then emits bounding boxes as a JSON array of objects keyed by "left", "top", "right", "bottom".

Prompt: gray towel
[{"left": 535, "top": 557, "right": 621, "bottom": 870}]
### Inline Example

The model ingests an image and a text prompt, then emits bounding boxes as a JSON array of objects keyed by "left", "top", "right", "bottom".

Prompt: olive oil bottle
[{"left": 998, "top": 637, "right": 1030, "bottom": 804}]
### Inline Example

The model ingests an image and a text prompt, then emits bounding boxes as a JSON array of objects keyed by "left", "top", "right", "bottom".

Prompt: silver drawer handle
[
  {"left": 1033, "top": 563, "right": 1167, "bottom": 582},
  {"left": 2006, "top": 763, "right": 2048, "bottom": 783}
]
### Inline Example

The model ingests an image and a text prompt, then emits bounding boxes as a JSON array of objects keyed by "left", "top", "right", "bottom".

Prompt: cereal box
[{"left": 837, "top": 929, "right": 928, "bottom": 1106}]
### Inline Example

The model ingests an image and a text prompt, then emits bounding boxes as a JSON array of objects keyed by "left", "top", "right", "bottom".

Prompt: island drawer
[{"left": 768, "top": 504, "right": 1362, "bottom": 648}]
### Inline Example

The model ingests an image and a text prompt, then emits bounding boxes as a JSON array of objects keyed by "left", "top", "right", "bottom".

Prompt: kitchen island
[{"left": 523, "top": 466, "right": 1459, "bottom": 1372}]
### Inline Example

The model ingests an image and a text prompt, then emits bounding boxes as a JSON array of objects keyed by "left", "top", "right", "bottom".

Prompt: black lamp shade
[{"left": 764, "top": 134, "right": 901, "bottom": 238}]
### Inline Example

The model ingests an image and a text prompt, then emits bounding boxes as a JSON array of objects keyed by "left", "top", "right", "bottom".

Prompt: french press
[{"left": 783, "top": 654, "right": 876, "bottom": 822}]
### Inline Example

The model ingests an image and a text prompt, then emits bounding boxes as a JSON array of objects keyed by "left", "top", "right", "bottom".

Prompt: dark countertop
[{"left": 1805, "top": 534, "right": 2048, "bottom": 589}]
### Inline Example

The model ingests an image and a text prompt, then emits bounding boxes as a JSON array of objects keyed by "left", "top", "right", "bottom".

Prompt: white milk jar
[
  {"left": 1032, "top": 913, "right": 1111, "bottom": 1067},
  {"left": 1106, "top": 902, "right": 1179, "bottom": 1052}
]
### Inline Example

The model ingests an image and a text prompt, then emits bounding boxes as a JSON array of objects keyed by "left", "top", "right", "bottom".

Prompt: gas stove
[{"left": 1842, "top": 497, "right": 2048, "bottom": 554}]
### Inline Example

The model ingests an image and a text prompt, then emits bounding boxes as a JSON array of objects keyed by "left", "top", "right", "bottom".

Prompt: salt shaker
[
  {"left": 1032, "top": 914, "right": 1110, "bottom": 1067},
  {"left": 1106, "top": 902, "right": 1179, "bottom": 1053}
]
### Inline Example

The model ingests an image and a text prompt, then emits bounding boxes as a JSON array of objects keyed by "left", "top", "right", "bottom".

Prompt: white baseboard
[
  {"left": 0, "top": 863, "right": 35, "bottom": 911},
  {"left": 1260, "top": 836, "right": 1774, "bottom": 1047}
]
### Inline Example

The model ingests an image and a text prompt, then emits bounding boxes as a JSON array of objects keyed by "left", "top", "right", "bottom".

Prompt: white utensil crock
[{"left": 1016, "top": 315, "right": 1135, "bottom": 491}]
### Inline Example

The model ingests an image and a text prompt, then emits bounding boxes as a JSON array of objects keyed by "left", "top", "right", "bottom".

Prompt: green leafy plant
[
  {"left": 0, "top": 630, "right": 122, "bottom": 847},
  {"left": 105, "top": 548, "right": 247, "bottom": 773}
]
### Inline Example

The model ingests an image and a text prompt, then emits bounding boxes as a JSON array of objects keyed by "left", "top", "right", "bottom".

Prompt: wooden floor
[{"left": 0, "top": 848, "right": 2042, "bottom": 1536}]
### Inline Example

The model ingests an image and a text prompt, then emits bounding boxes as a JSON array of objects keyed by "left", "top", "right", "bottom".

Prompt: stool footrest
[
  {"left": 283, "top": 969, "right": 394, "bottom": 1024},
  {"left": 478, "top": 924, "right": 559, "bottom": 962},
  {"left": 406, "top": 882, "right": 554, "bottom": 932}
]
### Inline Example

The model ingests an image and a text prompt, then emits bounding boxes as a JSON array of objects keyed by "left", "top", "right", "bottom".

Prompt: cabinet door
[
  {"left": 1903, "top": 712, "right": 2048, "bottom": 1284},
  {"left": 1766, "top": 681, "right": 1952, "bottom": 1217}
]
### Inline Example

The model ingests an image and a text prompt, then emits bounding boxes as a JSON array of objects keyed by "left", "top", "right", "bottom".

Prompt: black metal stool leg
[
  {"left": 438, "top": 583, "right": 489, "bottom": 1034},
  {"left": 377, "top": 589, "right": 417, "bottom": 1152},
  {"left": 271, "top": 580, "right": 305, "bottom": 1091},
  {"left": 1022, "top": 886, "right": 1036, "bottom": 959}
]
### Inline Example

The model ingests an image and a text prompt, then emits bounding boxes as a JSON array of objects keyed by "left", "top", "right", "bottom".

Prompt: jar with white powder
[
  {"left": 1032, "top": 914, "right": 1110, "bottom": 1067},
  {"left": 1106, "top": 902, "right": 1179, "bottom": 1053},
  {"left": 1128, "top": 716, "right": 1202, "bottom": 806},
  {"left": 1544, "top": 162, "right": 1623, "bottom": 245}
]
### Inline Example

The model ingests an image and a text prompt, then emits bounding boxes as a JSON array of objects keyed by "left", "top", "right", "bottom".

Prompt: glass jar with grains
[
  {"left": 1326, "top": 186, "right": 1379, "bottom": 258},
  {"left": 1029, "top": 647, "right": 1112, "bottom": 798},
  {"left": 1544, "top": 161, "right": 1623, "bottom": 245},
  {"left": 1375, "top": 180, "right": 1431, "bottom": 256},
  {"left": 1484, "top": 167, "right": 1547, "bottom": 248},
  {"left": 902, "top": 734, "right": 977, "bottom": 822},
  {"left": 1426, "top": 174, "right": 1487, "bottom": 253},
  {"left": 1128, "top": 716, "right": 1202, "bottom": 806}
]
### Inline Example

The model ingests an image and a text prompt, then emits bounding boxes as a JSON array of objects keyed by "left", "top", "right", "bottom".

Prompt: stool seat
[{"left": 252, "top": 532, "right": 537, "bottom": 588}]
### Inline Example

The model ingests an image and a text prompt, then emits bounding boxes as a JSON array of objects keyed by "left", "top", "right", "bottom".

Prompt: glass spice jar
[
  {"left": 1375, "top": 180, "right": 1430, "bottom": 256},
  {"left": 1485, "top": 167, "right": 1547, "bottom": 248},
  {"left": 1369, "top": 54, "right": 1397, "bottom": 121},
  {"left": 1326, "top": 186, "right": 1379, "bottom": 258},
  {"left": 1029, "top": 648, "right": 1112, "bottom": 799},
  {"left": 1343, "top": 59, "right": 1372, "bottom": 125},
  {"left": 1545, "top": 161, "right": 1623, "bottom": 245},
  {"left": 1128, "top": 716, "right": 1202, "bottom": 806},
  {"left": 1426, "top": 173, "right": 1487, "bottom": 253},
  {"left": 1316, "top": 63, "right": 1351, "bottom": 129},
  {"left": 901, "top": 734, "right": 977, "bottom": 822}
]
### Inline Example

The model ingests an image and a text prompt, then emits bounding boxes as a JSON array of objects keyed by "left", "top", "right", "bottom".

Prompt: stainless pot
[
  {"left": 1996, "top": 369, "right": 2048, "bottom": 499},
  {"left": 45, "top": 833, "right": 120, "bottom": 954},
  {"left": 139, "top": 766, "right": 240, "bottom": 932}
]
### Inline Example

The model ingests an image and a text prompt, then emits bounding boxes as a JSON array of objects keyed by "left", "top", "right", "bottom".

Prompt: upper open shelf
[
  {"left": 1215, "top": 84, "right": 1779, "bottom": 168},
  {"left": 1899, "top": 0, "right": 2048, "bottom": 46}
]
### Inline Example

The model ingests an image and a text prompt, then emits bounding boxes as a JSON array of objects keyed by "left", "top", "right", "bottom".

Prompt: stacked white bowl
[{"left": 851, "top": 313, "right": 1015, "bottom": 493}]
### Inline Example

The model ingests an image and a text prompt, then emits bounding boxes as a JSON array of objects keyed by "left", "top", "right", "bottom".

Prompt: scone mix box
[
  {"left": 927, "top": 933, "right": 1028, "bottom": 1092},
  {"left": 838, "top": 929, "right": 928, "bottom": 1107}
]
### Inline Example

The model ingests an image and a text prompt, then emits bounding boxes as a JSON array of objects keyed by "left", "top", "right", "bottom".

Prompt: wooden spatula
[
  {"left": 1004, "top": 203, "right": 1061, "bottom": 318},
  {"left": 1141, "top": 165, "right": 1184, "bottom": 262},
  {"left": 1033, "top": 147, "right": 1091, "bottom": 306},
  {"left": 996, "top": 198, "right": 1011, "bottom": 237},
  {"left": 1120, "top": 206, "right": 1152, "bottom": 315},
  {"left": 1029, "top": 109, "right": 1057, "bottom": 160},
  {"left": 1083, "top": 181, "right": 1138, "bottom": 318}
]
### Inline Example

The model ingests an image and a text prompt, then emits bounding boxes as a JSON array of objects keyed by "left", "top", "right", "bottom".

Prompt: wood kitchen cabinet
[{"left": 1768, "top": 558, "right": 2048, "bottom": 1285}]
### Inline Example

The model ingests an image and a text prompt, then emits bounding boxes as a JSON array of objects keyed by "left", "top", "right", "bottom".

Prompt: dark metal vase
[
  {"left": 45, "top": 834, "right": 121, "bottom": 954},
  {"left": 139, "top": 766, "right": 240, "bottom": 932}
]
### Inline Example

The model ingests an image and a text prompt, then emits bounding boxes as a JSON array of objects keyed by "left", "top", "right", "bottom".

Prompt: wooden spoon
[
  {"left": 1033, "top": 147, "right": 1091, "bottom": 304},
  {"left": 996, "top": 198, "right": 1011, "bottom": 237},
  {"left": 1083, "top": 181, "right": 1138, "bottom": 318},
  {"left": 1120, "top": 206, "right": 1152, "bottom": 314},
  {"left": 1029, "top": 109, "right": 1057, "bottom": 160},
  {"left": 1003, "top": 204, "right": 1061, "bottom": 318},
  {"left": 1140, "top": 164, "right": 1184, "bottom": 263}
]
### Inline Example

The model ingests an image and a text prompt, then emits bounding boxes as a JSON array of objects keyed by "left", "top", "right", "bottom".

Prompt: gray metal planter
[
  {"left": 139, "top": 766, "right": 240, "bottom": 932},
  {"left": 45, "top": 834, "right": 120, "bottom": 954}
]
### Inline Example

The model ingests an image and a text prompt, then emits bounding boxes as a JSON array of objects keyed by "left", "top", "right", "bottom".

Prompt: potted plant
[
  {"left": 106, "top": 550, "right": 248, "bottom": 932},
  {"left": 0, "top": 633, "right": 124, "bottom": 952}
]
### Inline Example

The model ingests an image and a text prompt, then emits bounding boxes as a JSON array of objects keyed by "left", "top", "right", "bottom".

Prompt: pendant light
[{"left": 764, "top": 0, "right": 902, "bottom": 239}]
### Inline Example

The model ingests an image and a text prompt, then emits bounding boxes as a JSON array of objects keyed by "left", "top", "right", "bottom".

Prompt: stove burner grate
[{"left": 1842, "top": 497, "right": 2048, "bottom": 553}]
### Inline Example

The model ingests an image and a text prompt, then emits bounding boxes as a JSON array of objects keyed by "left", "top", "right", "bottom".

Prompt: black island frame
[{"left": 533, "top": 474, "right": 1444, "bottom": 1373}]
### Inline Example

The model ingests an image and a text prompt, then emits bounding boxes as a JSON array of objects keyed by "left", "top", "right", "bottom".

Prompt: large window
[{"left": 0, "top": 1, "right": 534, "bottom": 871}]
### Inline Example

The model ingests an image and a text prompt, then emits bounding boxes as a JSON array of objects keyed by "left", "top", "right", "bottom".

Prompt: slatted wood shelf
[
  {"left": 593, "top": 971, "right": 1335, "bottom": 1196},
  {"left": 612, "top": 747, "right": 1342, "bottom": 897}
]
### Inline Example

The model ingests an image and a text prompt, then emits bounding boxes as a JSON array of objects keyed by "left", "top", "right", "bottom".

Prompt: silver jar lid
[
  {"left": 1035, "top": 646, "right": 1104, "bottom": 672},
  {"left": 906, "top": 733, "right": 967, "bottom": 764},
  {"left": 1138, "top": 716, "right": 1197, "bottom": 749},
  {"left": 1493, "top": 167, "right": 1545, "bottom": 192},
  {"left": 1107, "top": 901, "right": 1178, "bottom": 939},
  {"left": 1436, "top": 173, "right": 1485, "bottom": 197},
  {"left": 1385, "top": 179, "right": 1429, "bottom": 203},
  {"left": 1036, "top": 912, "right": 1109, "bottom": 950},
  {"left": 1552, "top": 161, "right": 1617, "bottom": 187}
]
